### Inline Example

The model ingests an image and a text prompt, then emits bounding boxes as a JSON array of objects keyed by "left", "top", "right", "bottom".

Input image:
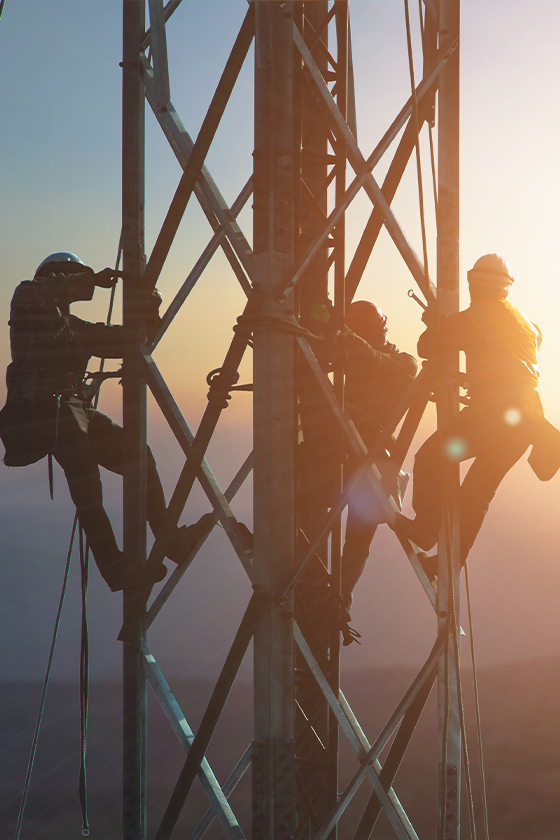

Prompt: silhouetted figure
[
  {"left": 0, "top": 252, "right": 212, "bottom": 591},
  {"left": 400, "top": 253, "right": 555, "bottom": 575},
  {"left": 338, "top": 301, "right": 417, "bottom": 637}
]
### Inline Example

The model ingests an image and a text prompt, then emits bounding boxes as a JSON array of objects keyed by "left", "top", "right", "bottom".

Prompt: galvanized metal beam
[
  {"left": 141, "top": 57, "right": 253, "bottom": 283},
  {"left": 252, "top": 4, "right": 298, "bottom": 838},
  {"left": 147, "top": 0, "right": 170, "bottom": 109},
  {"left": 436, "top": 3, "right": 461, "bottom": 839},
  {"left": 142, "top": 5, "right": 255, "bottom": 296},
  {"left": 293, "top": 622, "right": 419, "bottom": 840},
  {"left": 142, "top": 642, "right": 246, "bottom": 839},
  {"left": 277, "top": 31, "right": 458, "bottom": 302},
  {"left": 122, "top": 1, "right": 148, "bottom": 837},
  {"left": 154, "top": 592, "right": 267, "bottom": 840}
]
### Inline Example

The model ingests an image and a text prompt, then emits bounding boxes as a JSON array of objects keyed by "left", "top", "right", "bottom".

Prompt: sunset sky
[{"left": 0, "top": 0, "right": 559, "bottom": 686}]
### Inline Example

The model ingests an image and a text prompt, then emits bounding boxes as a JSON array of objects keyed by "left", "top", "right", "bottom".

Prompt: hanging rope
[
  {"left": 404, "top": 0, "right": 431, "bottom": 287},
  {"left": 15, "top": 516, "right": 79, "bottom": 840},
  {"left": 441, "top": 498, "right": 478, "bottom": 840},
  {"left": 76, "top": 237, "right": 123, "bottom": 834},
  {"left": 78, "top": 527, "right": 90, "bottom": 836},
  {"left": 465, "top": 562, "right": 491, "bottom": 840},
  {"left": 417, "top": 0, "right": 439, "bottom": 222},
  {"left": 16, "top": 238, "right": 124, "bottom": 837}
]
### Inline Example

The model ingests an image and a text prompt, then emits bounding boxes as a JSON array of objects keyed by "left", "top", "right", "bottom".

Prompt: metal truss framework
[{"left": 119, "top": 2, "right": 462, "bottom": 839}]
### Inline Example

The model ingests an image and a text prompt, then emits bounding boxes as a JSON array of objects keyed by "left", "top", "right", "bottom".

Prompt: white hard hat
[
  {"left": 467, "top": 253, "right": 514, "bottom": 288},
  {"left": 35, "top": 251, "right": 85, "bottom": 277}
]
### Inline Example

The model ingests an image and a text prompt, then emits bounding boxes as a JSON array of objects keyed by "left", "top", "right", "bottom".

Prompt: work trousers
[
  {"left": 37, "top": 397, "right": 167, "bottom": 587},
  {"left": 340, "top": 450, "right": 399, "bottom": 613},
  {"left": 412, "top": 393, "right": 536, "bottom": 562}
]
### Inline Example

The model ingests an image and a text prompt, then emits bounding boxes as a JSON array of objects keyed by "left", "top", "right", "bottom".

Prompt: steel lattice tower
[{"left": 119, "top": 2, "right": 461, "bottom": 839}]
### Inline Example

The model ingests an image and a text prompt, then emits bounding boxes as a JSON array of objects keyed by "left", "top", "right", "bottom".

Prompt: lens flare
[
  {"left": 504, "top": 408, "right": 522, "bottom": 425},
  {"left": 445, "top": 436, "right": 468, "bottom": 460}
]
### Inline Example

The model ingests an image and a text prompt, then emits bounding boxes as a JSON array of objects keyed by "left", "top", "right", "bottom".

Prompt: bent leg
[
  {"left": 341, "top": 469, "right": 382, "bottom": 613},
  {"left": 459, "top": 431, "right": 531, "bottom": 561},
  {"left": 87, "top": 409, "right": 167, "bottom": 535},
  {"left": 54, "top": 402, "right": 123, "bottom": 587}
]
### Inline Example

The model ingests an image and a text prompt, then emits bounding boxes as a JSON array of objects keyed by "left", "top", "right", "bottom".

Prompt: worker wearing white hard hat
[{"left": 398, "top": 253, "right": 558, "bottom": 578}]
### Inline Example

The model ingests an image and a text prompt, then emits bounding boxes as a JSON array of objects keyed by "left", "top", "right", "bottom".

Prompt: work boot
[
  {"left": 233, "top": 521, "right": 253, "bottom": 555},
  {"left": 107, "top": 552, "right": 168, "bottom": 593},
  {"left": 394, "top": 512, "right": 437, "bottom": 552},
  {"left": 166, "top": 513, "right": 215, "bottom": 564},
  {"left": 417, "top": 552, "right": 438, "bottom": 582},
  {"left": 324, "top": 593, "right": 361, "bottom": 647}
]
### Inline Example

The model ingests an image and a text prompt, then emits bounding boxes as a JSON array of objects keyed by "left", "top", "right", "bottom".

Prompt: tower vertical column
[
  {"left": 252, "top": 2, "right": 296, "bottom": 839},
  {"left": 436, "top": 1, "right": 461, "bottom": 838},
  {"left": 122, "top": 2, "right": 147, "bottom": 838}
]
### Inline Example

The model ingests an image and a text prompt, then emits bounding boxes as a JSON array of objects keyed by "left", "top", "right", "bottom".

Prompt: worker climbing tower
[{"left": 117, "top": 1, "right": 461, "bottom": 838}]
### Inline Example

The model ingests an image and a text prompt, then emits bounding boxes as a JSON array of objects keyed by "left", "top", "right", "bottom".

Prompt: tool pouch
[
  {"left": 0, "top": 398, "right": 49, "bottom": 467},
  {"left": 528, "top": 415, "right": 560, "bottom": 481}
]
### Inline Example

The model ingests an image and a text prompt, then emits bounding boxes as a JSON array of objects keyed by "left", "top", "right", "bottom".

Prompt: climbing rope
[
  {"left": 78, "top": 527, "right": 90, "bottom": 836},
  {"left": 404, "top": 0, "right": 431, "bottom": 287},
  {"left": 417, "top": 0, "right": 439, "bottom": 221},
  {"left": 16, "top": 239, "right": 123, "bottom": 837},
  {"left": 465, "top": 562, "right": 491, "bottom": 840},
  {"left": 15, "top": 516, "right": 79, "bottom": 840}
]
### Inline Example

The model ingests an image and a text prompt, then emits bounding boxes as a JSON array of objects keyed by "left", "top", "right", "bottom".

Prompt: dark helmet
[
  {"left": 35, "top": 251, "right": 85, "bottom": 278},
  {"left": 346, "top": 300, "right": 387, "bottom": 342}
]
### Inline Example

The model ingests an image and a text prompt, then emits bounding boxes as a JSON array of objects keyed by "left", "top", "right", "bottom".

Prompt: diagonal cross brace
[
  {"left": 141, "top": 0, "right": 184, "bottom": 51},
  {"left": 191, "top": 745, "right": 253, "bottom": 840},
  {"left": 142, "top": 4, "right": 255, "bottom": 297},
  {"left": 292, "top": 22, "right": 433, "bottom": 302},
  {"left": 142, "top": 642, "right": 246, "bottom": 840},
  {"left": 150, "top": 175, "right": 253, "bottom": 349},
  {"left": 154, "top": 592, "right": 267, "bottom": 840},
  {"left": 314, "top": 638, "right": 443, "bottom": 840},
  {"left": 277, "top": 30, "right": 457, "bottom": 304},
  {"left": 118, "top": 293, "right": 259, "bottom": 643},
  {"left": 144, "top": 449, "right": 253, "bottom": 631},
  {"left": 293, "top": 621, "right": 419, "bottom": 840},
  {"left": 141, "top": 347, "right": 253, "bottom": 580},
  {"left": 147, "top": 0, "right": 170, "bottom": 109},
  {"left": 141, "top": 62, "right": 253, "bottom": 287}
]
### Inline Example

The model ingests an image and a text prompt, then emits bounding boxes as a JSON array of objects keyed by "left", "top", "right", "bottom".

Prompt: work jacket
[
  {"left": 0, "top": 272, "right": 124, "bottom": 466},
  {"left": 6, "top": 272, "right": 124, "bottom": 408},
  {"left": 343, "top": 328, "right": 418, "bottom": 447},
  {"left": 417, "top": 298, "right": 542, "bottom": 401}
]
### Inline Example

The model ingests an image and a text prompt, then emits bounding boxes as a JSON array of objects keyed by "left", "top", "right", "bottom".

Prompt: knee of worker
[
  {"left": 414, "top": 433, "right": 444, "bottom": 476},
  {"left": 62, "top": 464, "right": 104, "bottom": 509},
  {"left": 146, "top": 445, "right": 163, "bottom": 485}
]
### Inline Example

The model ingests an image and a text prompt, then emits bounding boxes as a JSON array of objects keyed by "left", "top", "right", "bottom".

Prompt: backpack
[{"left": 0, "top": 397, "right": 49, "bottom": 467}]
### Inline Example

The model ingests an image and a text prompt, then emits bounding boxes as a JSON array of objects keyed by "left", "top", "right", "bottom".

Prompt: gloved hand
[
  {"left": 94, "top": 268, "right": 123, "bottom": 288},
  {"left": 146, "top": 288, "right": 163, "bottom": 342}
]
